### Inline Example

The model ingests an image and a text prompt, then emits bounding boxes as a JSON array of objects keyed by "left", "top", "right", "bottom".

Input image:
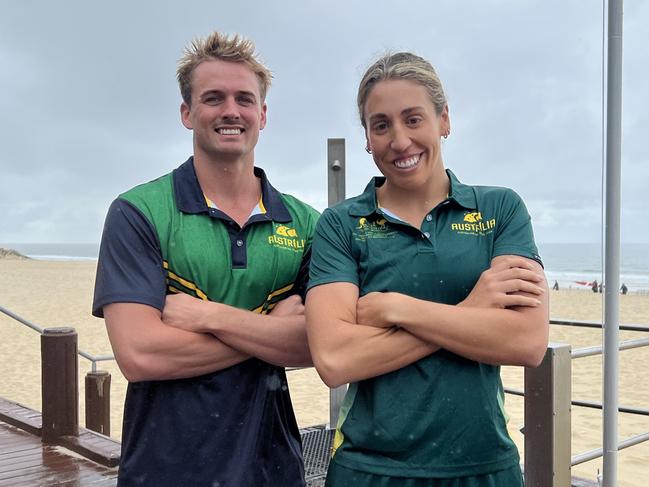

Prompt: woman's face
[{"left": 364, "top": 79, "right": 449, "bottom": 191}]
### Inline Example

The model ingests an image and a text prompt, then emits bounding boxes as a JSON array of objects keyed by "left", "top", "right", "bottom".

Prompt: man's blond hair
[{"left": 177, "top": 32, "right": 272, "bottom": 106}]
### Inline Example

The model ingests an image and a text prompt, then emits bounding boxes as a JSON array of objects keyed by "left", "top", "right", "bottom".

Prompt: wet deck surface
[
  {"left": 1, "top": 418, "right": 597, "bottom": 487},
  {"left": 0, "top": 422, "right": 117, "bottom": 487}
]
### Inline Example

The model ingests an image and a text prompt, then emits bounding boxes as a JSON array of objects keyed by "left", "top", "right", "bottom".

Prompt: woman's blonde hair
[{"left": 357, "top": 52, "right": 447, "bottom": 128}]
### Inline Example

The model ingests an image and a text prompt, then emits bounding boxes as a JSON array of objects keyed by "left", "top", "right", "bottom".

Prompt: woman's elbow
[
  {"left": 311, "top": 353, "right": 348, "bottom": 388},
  {"left": 318, "top": 370, "right": 347, "bottom": 389},
  {"left": 520, "top": 348, "right": 545, "bottom": 368},
  {"left": 519, "top": 335, "right": 549, "bottom": 368}
]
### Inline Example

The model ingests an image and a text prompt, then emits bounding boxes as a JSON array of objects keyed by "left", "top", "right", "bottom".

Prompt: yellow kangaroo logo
[
  {"left": 376, "top": 218, "right": 387, "bottom": 227},
  {"left": 276, "top": 226, "right": 297, "bottom": 237},
  {"left": 358, "top": 218, "right": 368, "bottom": 229},
  {"left": 463, "top": 212, "right": 482, "bottom": 223}
]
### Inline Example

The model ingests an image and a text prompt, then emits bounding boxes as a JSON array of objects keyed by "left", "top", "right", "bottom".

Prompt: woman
[{"left": 305, "top": 52, "right": 549, "bottom": 487}]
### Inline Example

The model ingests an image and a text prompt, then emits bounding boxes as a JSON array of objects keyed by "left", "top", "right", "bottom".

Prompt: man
[{"left": 93, "top": 32, "right": 318, "bottom": 486}]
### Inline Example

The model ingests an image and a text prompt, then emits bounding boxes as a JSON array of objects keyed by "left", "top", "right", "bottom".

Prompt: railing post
[
  {"left": 85, "top": 370, "right": 111, "bottom": 436},
  {"left": 327, "top": 137, "right": 347, "bottom": 428},
  {"left": 524, "top": 342, "right": 571, "bottom": 486},
  {"left": 41, "top": 327, "right": 79, "bottom": 443}
]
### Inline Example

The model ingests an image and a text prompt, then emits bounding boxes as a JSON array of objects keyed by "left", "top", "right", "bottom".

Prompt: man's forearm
[
  {"left": 105, "top": 303, "right": 249, "bottom": 382},
  {"left": 191, "top": 302, "right": 312, "bottom": 367},
  {"left": 127, "top": 328, "right": 249, "bottom": 382}
]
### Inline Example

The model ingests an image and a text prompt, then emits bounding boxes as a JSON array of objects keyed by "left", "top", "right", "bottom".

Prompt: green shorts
[{"left": 324, "top": 462, "right": 524, "bottom": 487}]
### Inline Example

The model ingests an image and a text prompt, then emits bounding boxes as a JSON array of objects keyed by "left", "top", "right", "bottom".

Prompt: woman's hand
[{"left": 459, "top": 255, "right": 544, "bottom": 309}]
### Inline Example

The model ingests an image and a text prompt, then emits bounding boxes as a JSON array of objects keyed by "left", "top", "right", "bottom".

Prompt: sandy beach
[{"left": 1, "top": 258, "right": 648, "bottom": 485}]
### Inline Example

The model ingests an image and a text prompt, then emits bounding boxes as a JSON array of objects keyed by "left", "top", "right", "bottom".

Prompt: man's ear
[
  {"left": 260, "top": 103, "right": 267, "bottom": 130},
  {"left": 180, "top": 102, "right": 193, "bottom": 130}
]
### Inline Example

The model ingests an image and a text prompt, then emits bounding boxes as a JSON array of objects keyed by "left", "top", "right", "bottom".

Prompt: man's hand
[
  {"left": 356, "top": 291, "right": 397, "bottom": 328},
  {"left": 269, "top": 295, "right": 305, "bottom": 317},
  {"left": 459, "top": 256, "right": 544, "bottom": 309},
  {"left": 162, "top": 292, "right": 210, "bottom": 333},
  {"left": 161, "top": 291, "right": 310, "bottom": 367}
]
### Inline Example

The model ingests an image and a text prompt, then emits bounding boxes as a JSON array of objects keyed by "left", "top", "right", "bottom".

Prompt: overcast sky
[{"left": 1, "top": 0, "right": 647, "bottom": 245}]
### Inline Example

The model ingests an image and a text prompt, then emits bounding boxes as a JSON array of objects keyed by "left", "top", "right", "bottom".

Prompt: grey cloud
[{"left": 0, "top": 0, "right": 646, "bottom": 243}]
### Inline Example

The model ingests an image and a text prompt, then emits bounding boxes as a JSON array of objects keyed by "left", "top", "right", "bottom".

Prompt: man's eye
[
  {"left": 204, "top": 96, "right": 221, "bottom": 105},
  {"left": 238, "top": 96, "right": 254, "bottom": 105}
]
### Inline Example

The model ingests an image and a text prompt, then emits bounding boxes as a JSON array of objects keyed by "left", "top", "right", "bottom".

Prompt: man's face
[{"left": 181, "top": 59, "right": 267, "bottom": 163}]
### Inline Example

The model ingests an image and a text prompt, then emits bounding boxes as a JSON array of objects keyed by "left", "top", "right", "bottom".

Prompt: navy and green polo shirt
[
  {"left": 308, "top": 169, "right": 541, "bottom": 479},
  {"left": 93, "top": 157, "right": 319, "bottom": 487}
]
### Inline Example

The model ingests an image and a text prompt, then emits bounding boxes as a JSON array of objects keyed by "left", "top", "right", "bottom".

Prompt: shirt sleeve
[
  {"left": 492, "top": 188, "right": 543, "bottom": 267},
  {"left": 92, "top": 198, "right": 167, "bottom": 317},
  {"left": 290, "top": 206, "right": 320, "bottom": 300},
  {"left": 307, "top": 207, "right": 359, "bottom": 290}
]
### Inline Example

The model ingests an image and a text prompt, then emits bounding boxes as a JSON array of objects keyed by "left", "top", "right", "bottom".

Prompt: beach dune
[{"left": 1, "top": 258, "right": 648, "bottom": 486}]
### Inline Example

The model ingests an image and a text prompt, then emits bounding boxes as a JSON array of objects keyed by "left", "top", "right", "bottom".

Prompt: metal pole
[
  {"left": 327, "top": 138, "right": 346, "bottom": 207},
  {"left": 603, "top": 1, "right": 623, "bottom": 485},
  {"left": 327, "top": 138, "right": 347, "bottom": 428}
]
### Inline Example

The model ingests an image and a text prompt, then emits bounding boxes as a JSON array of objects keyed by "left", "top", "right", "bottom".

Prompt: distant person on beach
[
  {"left": 592, "top": 279, "right": 599, "bottom": 293},
  {"left": 92, "top": 32, "right": 318, "bottom": 486},
  {"left": 553, "top": 280, "right": 559, "bottom": 290},
  {"left": 621, "top": 283, "right": 628, "bottom": 295},
  {"left": 306, "top": 52, "right": 548, "bottom": 486}
]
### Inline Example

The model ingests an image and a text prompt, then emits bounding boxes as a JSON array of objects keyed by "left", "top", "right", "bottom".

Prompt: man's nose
[{"left": 221, "top": 97, "right": 240, "bottom": 119}]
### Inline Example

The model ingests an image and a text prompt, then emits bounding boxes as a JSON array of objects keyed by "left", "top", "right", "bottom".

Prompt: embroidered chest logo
[
  {"left": 353, "top": 217, "right": 397, "bottom": 241},
  {"left": 450, "top": 212, "right": 496, "bottom": 236},
  {"left": 268, "top": 225, "right": 305, "bottom": 251}
]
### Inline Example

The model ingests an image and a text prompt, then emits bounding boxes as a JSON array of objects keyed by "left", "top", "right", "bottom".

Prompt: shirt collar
[
  {"left": 172, "top": 157, "right": 292, "bottom": 222},
  {"left": 349, "top": 168, "right": 476, "bottom": 217},
  {"left": 446, "top": 169, "right": 477, "bottom": 210}
]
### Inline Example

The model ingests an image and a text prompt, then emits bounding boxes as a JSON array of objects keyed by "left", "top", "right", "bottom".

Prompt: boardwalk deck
[
  {"left": 0, "top": 422, "right": 117, "bottom": 487},
  {"left": 1, "top": 401, "right": 597, "bottom": 487}
]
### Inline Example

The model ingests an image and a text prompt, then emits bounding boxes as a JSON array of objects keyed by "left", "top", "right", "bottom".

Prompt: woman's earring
[
  {"left": 443, "top": 129, "right": 450, "bottom": 139},
  {"left": 365, "top": 146, "right": 372, "bottom": 154}
]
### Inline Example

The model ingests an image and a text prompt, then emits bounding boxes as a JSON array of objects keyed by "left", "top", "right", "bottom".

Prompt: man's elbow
[{"left": 114, "top": 350, "right": 158, "bottom": 382}]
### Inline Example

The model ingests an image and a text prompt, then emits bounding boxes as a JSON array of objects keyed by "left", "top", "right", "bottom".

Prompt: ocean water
[
  {"left": 3, "top": 242, "right": 648, "bottom": 291},
  {"left": 539, "top": 242, "right": 649, "bottom": 293},
  {"left": 1, "top": 243, "right": 99, "bottom": 261}
]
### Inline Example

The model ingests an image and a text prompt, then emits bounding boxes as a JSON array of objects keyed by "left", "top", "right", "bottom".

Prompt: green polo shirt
[
  {"left": 308, "top": 169, "right": 541, "bottom": 478},
  {"left": 93, "top": 158, "right": 319, "bottom": 486}
]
